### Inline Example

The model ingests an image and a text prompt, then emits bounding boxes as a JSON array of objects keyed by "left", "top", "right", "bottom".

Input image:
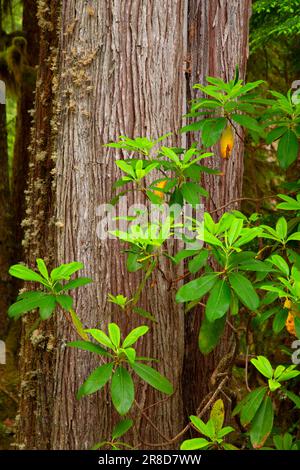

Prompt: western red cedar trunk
[
  {"left": 12, "top": 0, "right": 39, "bottom": 261},
  {"left": 17, "top": 0, "right": 60, "bottom": 449},
  {"left": 183, "top": 0, "right": 251, "bottom": 416},
  {"left": 17, "top": 0, "right": 251, "bottom": 450},
  {"left": 19, "top": 0, "right": 186, "bottom": 449}
]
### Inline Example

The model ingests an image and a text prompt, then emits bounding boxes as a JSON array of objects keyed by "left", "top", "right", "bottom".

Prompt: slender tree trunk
[
  {"left": 17, "top": 0, "right": 60, "bottom": 450},
  {"left": 12, "top": 0, "right": 39, "bottom": 262},
  {"left": 183, "top": 0, "right": 251, "bottom": 416},
  {"left": 0, "top": 102, "right": 12, "bottom": 336}
]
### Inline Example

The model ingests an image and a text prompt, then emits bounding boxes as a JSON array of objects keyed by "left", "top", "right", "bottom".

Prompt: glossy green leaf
[
  {"left": 240, "top": 387, "right": 268, "bottom": 426},
  {"left": 228, "top": 273, "right": 259, "bottom": 310},
  {"left": 277, "top": 129, "right": 299, "bottom": 169},
  {"left": 36, "top": 258, "right": 49, "bottom": 280},
  {"left": 112, "top": 419, "right": 133, "bottom": 440},
  {"left": 122, "top": 326, "right": 149, "bottom": 348},
  {"left": 111, "top": 366, "right": 134, "bottom": 415},
  {"left": 205, "top": 278, "right": 231, "bottom": 321},
  {"left": 132, "top": 362, "right": 173, "bottom": 395},
  {"left": 198, "top": 315, "right": 226, "bottom": 355},
  {"left": 250, "top": 396, "right": 274, "bottom": 449},
  {"left": 50, "top": 262, "right": 84, "bottom": 281},
  {"left": 251, "top": 356, "right": 273, "bottom": 379},
  {"left": 9, "top": 264, "right": 46, "bottom": 284},
  {"left": 176, "top": 273, "right": 218, "bottom": 303},
  {"left": 67, "top": 340, "right": 112, "bottom": 357},
  {"left": 8, "top": 292, "right": 49, "bottom": 319},
  {"left": 39, "top": 295, "right": 56, "bottom": 320},
  {"left": 77, "top": 363, "right": 113, "bottom": 399},
  {"left": 201, "top": 117, "right": 227, "bottom": 147},
  {"left": 108, "top": 323, "right": 121, "bottom": 348},
  {"left": 85, "top": 329, "right": 114, "bottom": 349},
  {"left": 180, "top": 438, "right": 210, "bottom": 450}
]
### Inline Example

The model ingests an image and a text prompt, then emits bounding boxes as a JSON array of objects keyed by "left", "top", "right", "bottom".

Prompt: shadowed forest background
[{"left": 0, "top": 0, "right": 300, "bottom": 451}]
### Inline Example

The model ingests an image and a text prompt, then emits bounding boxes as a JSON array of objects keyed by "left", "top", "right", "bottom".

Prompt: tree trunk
[
  {"left": 183, "top": 0, "right": 251, "bottom": 416},
  {"left": 19, "top": 0, "right": 186, "bottom": 450},
  {"left": 0, "top": 102, "right": 12, "bottom": 336},
  {"left": 12, "top": 0, "right": 39, "bottom": 262},
  {"left": 18, "top": 0, "right": 251, "bottom": 450}
]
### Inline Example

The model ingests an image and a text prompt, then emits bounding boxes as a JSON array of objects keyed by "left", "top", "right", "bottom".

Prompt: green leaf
[
  {"left": 201, "top": 118, "right": 227, "bottom": 147},
  {"left": 203, "top": 231, "right": 224, "bottom": 247},
  {"left": 217, "top": 426, "right": 235, "bottom": 438},
  {"left": 133, "top": 307, "right": 157, "bottom": 323},
  {"left": 55, "top": 294, "right": 73, "bottom": 311},
  {"left": 228, "top": 218, "right": 244, "bottom": 246},
  {"left": 115, "top": 160, "right": 136, "bottom": 178},
  {"left": 176, "top": 273, "right": 218, "bottom": 303},
  {"left": 9, "top": 264, "right": 46, "bottom": 284},
  {"left": 189, "top": 415, "right": 212, "bottom": 438},
  {"left": 267, "top": 254, "right": 289, "bottom": 276},
  {"left": 266, "top": 127, "right": 287, "bottom": 144},
  {"left": 276, "top": 365, "right": 300, "bottom": 382},
  {"left": 268, "top": 379, "right": 281, "bottom": 392},
  {"left": 108, "top": 323, "right": 121, "bottom": 348},
  {"left": 111, "top": 366, "right": 134, "bottom": 415},
  {"left": 295, "top": 317, "right": 300, "bottom": 339},
  {"left": 36, "top": 258, "right": 49, "bottom": 280},
  {"left": 277, "top": 130, "right": 299, "bottom": 169},
  {"left": 8, "top": 292, "right": 49, "bottom": 319},
  {"left": 122, "top": 347, "right": 136, "bottom": 364},
  {"left": 210, "top": 399, "right": 224, "bottom": 433},
  {"left": 67, "top": 340, "right": 112, "bottom": 357},
  {"left": 174, "top": 249, "right": 199, "bottom": 264},
  {"left": 127, "top": 253, "right": 143, "bottom": 272},
  {"left": 112, "top": 419, "right": 133, "bottom": 440},
  {"left": 222, "top": 443, "right": 239, "bottom": 450},
  {"left": 69, "top": 307, "right": 89, "bottom": 341},
  {"left": 180, "top": 120, "right": 206, "bottom": 134},
  {"left": 122, "top": 326, "right": 149, "bottom": 348},
  {"left": 251, "top": 356, "right": 273, "bottom": 379},
  {"left": 205, "top": 279, "right": 231, "bottom": 321},
  {"left": 50, "top": 262, "right": 84, "bottom": 281},
  {"left": 132, "top": 362, "right": 173, "bottom": 395},
  {"left": 91, "top": 442, "right": 106, "bottom": 450},
  {"left": 85, "top": 329, "right": 114, "bottom": 349},
  {"left": 181, "top": 182, "right": 208, "bottom": 205},
  {"left": 284, "top": 390, "right": 300, "bottom": 408},
  {"left": 287, "top": 232, "right": 300, "bottom": 242},
  {"left": 228, "top": 273, "right": 259, "bottom": 310},
  {"left": 276, "top": 217, "right": 287, "bottom": 240},
  {"left": 39, "top": 295, "right": 56, "bottom": 320},
  {"left": 77, "top": 363, "right": 113, "bottom": 399},
  {"left": 188, "top": 251, "right": 209, "bottom": 274},
  {"left": 180, "top": 438, "right": 210, "bottom": 450},
  {"left": 250, "top": 396, "right": 274, "bottom": 449},
  {"left": 198, "top": 315, "right": 226, "bottom": 355},
  {"left": 239, "top": 387, "right": 268, "bottom": 426},
  {"left": 231, "top": 113, "right": 262, "bottom": 133},
  {"left": 58, "top": 277, "right": 92, "bottom": 291},
  {"left": 273, "top": 309, "right": 288, "bottom": 334}
]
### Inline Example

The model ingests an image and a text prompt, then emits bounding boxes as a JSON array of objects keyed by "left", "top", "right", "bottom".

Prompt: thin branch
[
  {"left": 210, "top": 194, "right": 278, "bottom": 214},
  {"left": 0, "top": 384, "right": 18, "bottom": 404},
  {"left": 140, "top": 375, "right": 228, "bottom": 448}
]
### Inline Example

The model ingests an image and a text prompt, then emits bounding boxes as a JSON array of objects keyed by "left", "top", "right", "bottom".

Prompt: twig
[
  {"left": 0, "top": 384, "right": 18, "bottom": 404},
  {"left": 210, "top": 194, "right": 278, "bottom": 214},
  {"left": 134, "top": 400, "right": 170, "bottom": 443},
  {"left": 140, "top": 375, "right": 228, "bottom": 448},
  {"left": 245, "top": 345, "right": 251, "bottom": 393}
]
